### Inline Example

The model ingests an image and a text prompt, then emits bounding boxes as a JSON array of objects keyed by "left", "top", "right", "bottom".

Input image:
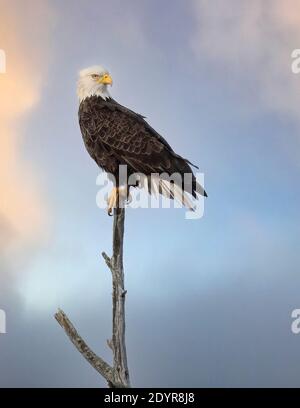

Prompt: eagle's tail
[
  {"left": 195, "top": 180, "right": 208, "bottom": 198},
  {"left": 134, "top": 173, "right": 206, "bottom": 211},
  {"left": 148, "top": 176, "right": 204, "bottom": 211},
  {"left": 160, "top": 180, "right": 196, "bottom": 210}
]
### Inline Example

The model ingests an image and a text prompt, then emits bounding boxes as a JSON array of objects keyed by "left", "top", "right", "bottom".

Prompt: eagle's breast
[{"left": 79, "top": 96, "right": 119, "bottom": 175}]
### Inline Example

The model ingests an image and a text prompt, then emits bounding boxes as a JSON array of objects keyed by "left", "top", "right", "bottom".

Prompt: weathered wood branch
[
  {"left": 55, "top": 206, "right": 130, "bottom": 388},
  {"left": 54, "top": 309, "right": 118, "bottom": 386},
  {"left": 104, "top": 207, "right": 130, "bottom": 387}
]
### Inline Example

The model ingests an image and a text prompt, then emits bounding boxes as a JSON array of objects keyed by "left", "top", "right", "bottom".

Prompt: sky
[{"left": 0, "top": 0, "right": 300, "bottom": 387}]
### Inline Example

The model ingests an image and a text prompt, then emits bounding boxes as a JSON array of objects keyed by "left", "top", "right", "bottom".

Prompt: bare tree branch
[
  {"left": 102, "top": 251, "right": 112, "bottom": 270},
  {"left": 54, "top": 309, "right": 119, "bottom": 386},
  {"left": 55, "top": 206, "right": 130, "bottom": 388},
  {"left": 107, "top": 207, "right": 130, "bottom": 387}
]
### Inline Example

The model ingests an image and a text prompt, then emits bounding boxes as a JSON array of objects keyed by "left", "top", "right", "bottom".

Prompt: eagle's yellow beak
[{"left": 99, "top": 73, "right": 113, "bottom": 86}]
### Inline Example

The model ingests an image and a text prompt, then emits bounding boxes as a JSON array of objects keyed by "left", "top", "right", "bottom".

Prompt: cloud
[
  {"left": 0, "top": 0, "right": 55, "bottom": 252},
  {"left": 190, "top": 0, "right": 300, "bottom": 121}
]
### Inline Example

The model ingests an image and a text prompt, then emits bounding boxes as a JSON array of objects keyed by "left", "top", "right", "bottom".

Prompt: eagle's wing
[
  {"left": 108, "top": 98, "right": 199, "bottom": 169},
  {"left": 81, "top": 98, "right": 190, "bottom": 173},
  {"left": 107, "top": 98, "right": 174, "bottom": 150}
]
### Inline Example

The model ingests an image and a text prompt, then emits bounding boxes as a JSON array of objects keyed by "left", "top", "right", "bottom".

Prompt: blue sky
[{"left": 1, "top": 0, "right": 300, "bottom": 387}]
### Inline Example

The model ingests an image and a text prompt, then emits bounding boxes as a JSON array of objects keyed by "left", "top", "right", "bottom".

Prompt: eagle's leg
[
  {"left": 125, "top": 186, "right": 132, "bottom": 204},
  {"left": 107, "top": 186, "right": 130, "bottom": 216},
  {"left": 107, "top": 187, "right": 118, "bottom": 216}
]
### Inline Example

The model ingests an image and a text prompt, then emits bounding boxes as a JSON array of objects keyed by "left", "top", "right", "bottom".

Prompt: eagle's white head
[{"left": 77, "top": 65, "right": 113, "bottom": 102}]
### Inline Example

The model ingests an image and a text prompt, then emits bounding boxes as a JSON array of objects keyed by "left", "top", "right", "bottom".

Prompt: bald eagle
[{"left": 78, "top": 65, "right": 207, "bottom": 215}]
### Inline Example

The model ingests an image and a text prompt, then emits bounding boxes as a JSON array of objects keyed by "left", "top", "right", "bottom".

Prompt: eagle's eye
[{"left": 91, "top": 74, "right": 100, "bottom": 80}]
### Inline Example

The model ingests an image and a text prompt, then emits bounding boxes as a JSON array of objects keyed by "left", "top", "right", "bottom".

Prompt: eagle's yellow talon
[{"left": 107, "top": 186, "right": 119, "bottom": 216}]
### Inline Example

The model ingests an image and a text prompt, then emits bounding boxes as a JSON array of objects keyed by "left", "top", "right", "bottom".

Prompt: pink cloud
[{"left": 0, "top": 0, "right": 55, "bottom": 251}]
